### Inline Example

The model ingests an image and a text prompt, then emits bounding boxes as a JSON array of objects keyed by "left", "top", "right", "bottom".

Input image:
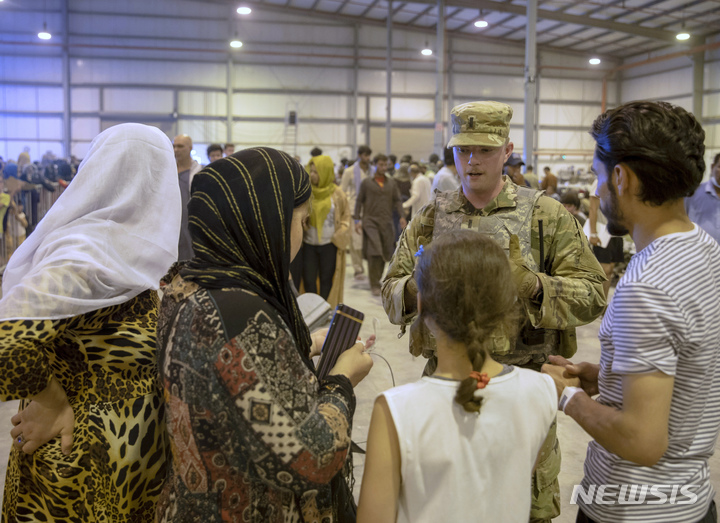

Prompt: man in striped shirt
[{"left": 543, "top": 101, "right": 720, "bottom": 523}]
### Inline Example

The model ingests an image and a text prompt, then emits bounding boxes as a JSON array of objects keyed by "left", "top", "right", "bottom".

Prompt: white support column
[
  {"left": 433, "top": 0, "right": 445, "bottom": 155},
  {"left": 352, "top": 23, "right": 359, "bottom": 152},
  {"left": 447, "top": 37, "right": 454, "bottom": 137},
  {"left": 365, "top": 94, "right": 371, "bottom": 147},
  {"left": 62, "top": 0, "right": 71, "bottom": 158},
  {"left": 693, "top": 38, "right": 705, "bottom": 121},
  {"left": 386, "top": 0, "right": 392, "bottom": 155},
  {"left": 226, "top": 55, "right": 233, "bottom": 144},
  {"left": 523, "top": 0, "right": 538, "bottom": 166},
  {"left": 227, "top": 9, "right": 234, "bottom": 144},
  {"left": 534, "top": 57, "right": 541, "bottom": 173}
]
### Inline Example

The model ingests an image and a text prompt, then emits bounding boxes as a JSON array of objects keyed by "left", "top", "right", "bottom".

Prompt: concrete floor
[{"left": 1, "top": 254, "right": 719, "bottom": 521}]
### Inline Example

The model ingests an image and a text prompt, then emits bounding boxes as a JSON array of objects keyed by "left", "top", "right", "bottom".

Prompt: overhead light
[
  {"left": 421, "top": 48, "right": 432, "bottom": 56},
  {"left": 589, "top": 57, "right": 601, "bottom": 65},
  {"left": 38, "top": 22, "right": 51, "bottom": 40},
  {"left": 230, "top": 40, "right": 243, "bottom": 48},
  {"left": 677, "top": 21, "right": 690, "bottom": 41},
  {"left": 475, "top": 9, "right": 488, "bottom": 29},
  {"left": 237, "top": 6, "right": 252, "bottom": 15}
]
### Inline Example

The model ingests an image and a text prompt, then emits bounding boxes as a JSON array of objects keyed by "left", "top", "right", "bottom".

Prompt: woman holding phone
[{"left": 156, "top": 147, "right": 372, "bottom": 522}]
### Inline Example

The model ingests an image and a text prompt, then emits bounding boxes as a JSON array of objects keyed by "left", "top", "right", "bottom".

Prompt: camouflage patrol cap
[{"left": 447, "top": 101, "right": 513, "bottom": 148}]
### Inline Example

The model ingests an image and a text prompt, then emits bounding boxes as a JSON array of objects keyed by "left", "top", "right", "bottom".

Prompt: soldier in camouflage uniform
[{"left": 381, "top": 101, "right": 607, "bottom": 522}]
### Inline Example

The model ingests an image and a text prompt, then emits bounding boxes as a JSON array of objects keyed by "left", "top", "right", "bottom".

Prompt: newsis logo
[{"left": 570, "top": 484, "right": 700, "bottom": 506}]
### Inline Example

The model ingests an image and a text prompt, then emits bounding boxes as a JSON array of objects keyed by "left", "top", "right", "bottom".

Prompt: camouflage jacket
[{"left": 381, "top": 177, "right": 607, "bottom": 366}]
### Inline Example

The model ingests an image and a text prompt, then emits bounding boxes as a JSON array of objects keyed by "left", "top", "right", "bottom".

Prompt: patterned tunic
[
  {"left": 156, "top": 275, "right": 355, "bottom": 523},
  {"left": 354, "top": 175, "right": 404, "bottom": 260},
  {"left": 0, "top": 290, "right": 168, "bottom": 522}
]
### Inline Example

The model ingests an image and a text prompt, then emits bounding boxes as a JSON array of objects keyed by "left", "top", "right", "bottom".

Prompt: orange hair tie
[{"left": 469, "top": 371, "right": 490, "bottom": 389}]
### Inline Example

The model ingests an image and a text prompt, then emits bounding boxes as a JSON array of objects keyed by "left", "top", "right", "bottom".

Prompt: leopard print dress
[{"left": 0, "top": 290, "right": 168, "bottom": 522}]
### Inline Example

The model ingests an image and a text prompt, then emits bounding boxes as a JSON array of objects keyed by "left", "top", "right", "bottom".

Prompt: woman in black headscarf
[{"left": 156, "top": 147, "right": 372, "bottom": 522}]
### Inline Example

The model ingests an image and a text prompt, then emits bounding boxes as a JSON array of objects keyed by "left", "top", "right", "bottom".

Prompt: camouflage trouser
[{"left": 530, "top": 418, "right": 561, "bottom": 523}]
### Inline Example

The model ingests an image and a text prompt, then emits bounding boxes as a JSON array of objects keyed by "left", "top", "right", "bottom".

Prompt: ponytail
[{"left": 454, "top": 320, "right": 490, "bottom": 413}]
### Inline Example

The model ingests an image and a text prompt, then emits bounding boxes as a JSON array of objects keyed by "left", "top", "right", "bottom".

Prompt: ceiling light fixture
[
  {"left": 38, "top": 22, "right": 52, "bottom": 40},
  {"left": 421, "top": 39, "right": 433, "bottom": 56},
  {"left": 230, "top": 39, "right": 243, "bottom": 48},
  {"left": 589, "top": 57, "right": 601, "bottom": 65},
  {"left": 237, "top": 6, "right": 252, "bottom": 15},
  {"left": 474, "top": 9, "right": 488, "bottom": 28},
  {"left": 677, "top": 21, "right": 690, "bottom": 41}
]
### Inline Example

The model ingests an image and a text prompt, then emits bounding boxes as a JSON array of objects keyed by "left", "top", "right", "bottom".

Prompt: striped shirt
[{"left": 580, "top": 225, "right": 720, "bottom": 522}]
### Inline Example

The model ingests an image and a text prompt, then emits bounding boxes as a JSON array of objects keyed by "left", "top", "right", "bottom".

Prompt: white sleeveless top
[{"left": 381, "top": 367, "right": 556, "bottom": 523}]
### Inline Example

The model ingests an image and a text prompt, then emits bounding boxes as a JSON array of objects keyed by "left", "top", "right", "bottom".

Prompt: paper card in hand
[{"left": 316, "top": 304, "right": 364, "bottom": 380}]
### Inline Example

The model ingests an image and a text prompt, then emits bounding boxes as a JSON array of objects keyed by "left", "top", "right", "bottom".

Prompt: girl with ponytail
[{"left": 357, "top": 229, "right": 557, "bottom": 522}]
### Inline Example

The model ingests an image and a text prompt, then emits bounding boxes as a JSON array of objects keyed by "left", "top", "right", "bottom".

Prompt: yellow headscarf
[
  {"left": 308, "top": 155, "right": 336, "bottom": 238},
  {"left": 17, "top": 152, "right": 30, "bottom": 169}
]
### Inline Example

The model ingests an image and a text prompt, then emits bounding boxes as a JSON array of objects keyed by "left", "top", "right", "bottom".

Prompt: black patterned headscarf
[{"left": 181, "top": 147, "right": 313, "bottom": 355}]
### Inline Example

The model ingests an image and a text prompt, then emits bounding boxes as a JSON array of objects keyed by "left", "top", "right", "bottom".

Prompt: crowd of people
[
  {"left": 0, "top": 97, "right": 718, "bottom": 523},
  {"left": 0, "top": 152, "right": 75, "bottom": 267}
]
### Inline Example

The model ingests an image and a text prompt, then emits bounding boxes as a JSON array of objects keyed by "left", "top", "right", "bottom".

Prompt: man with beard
[
  {"left": 543, "top": 101, "right": 720, "bottom": 523},
  {"left": 355, "top": 154, "right": 405, "bottom": 296},
  {"left": 587, "top": 174, "right": 625, "bottom": 298}
]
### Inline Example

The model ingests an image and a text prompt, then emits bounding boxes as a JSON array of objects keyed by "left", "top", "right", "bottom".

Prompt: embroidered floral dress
[{"left": 156, "top": 275, "right": 355, "bottom": 523}]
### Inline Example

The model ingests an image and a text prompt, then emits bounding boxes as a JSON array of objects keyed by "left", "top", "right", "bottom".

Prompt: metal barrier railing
[{"left": 1, "top": 184, "right": 66, "bottom": 269}]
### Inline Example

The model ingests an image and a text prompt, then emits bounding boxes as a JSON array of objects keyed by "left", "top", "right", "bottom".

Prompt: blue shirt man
[{"left": 685, "top": 152, "right": 720, "bottom": 244}]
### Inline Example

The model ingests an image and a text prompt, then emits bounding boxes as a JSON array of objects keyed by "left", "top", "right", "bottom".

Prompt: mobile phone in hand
[{"left": 316, "top": 304, "right": 364, "bottom": 379}]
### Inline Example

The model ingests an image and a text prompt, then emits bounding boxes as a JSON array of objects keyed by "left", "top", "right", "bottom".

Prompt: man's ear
[
  {"left": 614, "top": 163, "right": 629, "bottom": 197},
  {"left": 504, "top": 142, "right": 514, "bottom": 163}
]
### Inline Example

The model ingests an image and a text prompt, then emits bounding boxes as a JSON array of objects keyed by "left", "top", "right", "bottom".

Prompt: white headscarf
[{"left": 0, "top": 123, "right": 182, "bottom": 320}]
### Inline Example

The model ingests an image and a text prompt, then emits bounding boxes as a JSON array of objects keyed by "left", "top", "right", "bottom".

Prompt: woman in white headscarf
[{"left": 0, "top": 123, "right": 182, "bottom": 522}]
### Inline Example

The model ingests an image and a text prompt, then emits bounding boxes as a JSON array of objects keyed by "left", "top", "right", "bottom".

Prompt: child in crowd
[
  {"left": 560, "top": 189, "right": 588, "bottom": 226},
  {"left": 357, "top": 229, "right": 557, "bottom": 522}
]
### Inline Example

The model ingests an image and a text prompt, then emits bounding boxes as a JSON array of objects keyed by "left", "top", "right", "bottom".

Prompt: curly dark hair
[
  {"left": 590, "top": 101, "right": 705, "bottom": 205},
  {"left": 560, "top": 189, "right": 581, "bottom": 209},
  {"left": 415, "top": 230, "right": 519, "bottom": 413},
  {"left": 357, "top": 145, "right": 372, "bottom": 157},
  {"left": 206, "top": 143, "right": 223, "bottom": 158}
]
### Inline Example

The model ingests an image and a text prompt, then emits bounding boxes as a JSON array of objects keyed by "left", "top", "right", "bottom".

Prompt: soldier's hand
[
  {"left": 508, "top": 234, "right": 541, "bottom": 299},
  {"left": 541, "top": 363, "right": 581, "bottom": 399},
  {"left": 547, "top": 355, "right": 600, "bottom": 396}
]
